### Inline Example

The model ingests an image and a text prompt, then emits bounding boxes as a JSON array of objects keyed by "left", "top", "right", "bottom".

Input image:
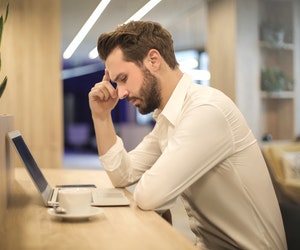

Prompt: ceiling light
[
  {"left": 88, "top": 0, "right": 162, "bottom": 59},
  {"left": 88, "top": 47, "right": 98, "bottom": 60},
  {"left": 63, "top": 0, "right": 111, "bottom": 60},
  {"left": 124, "top": 0, "right": 161, "bottom": 24}
]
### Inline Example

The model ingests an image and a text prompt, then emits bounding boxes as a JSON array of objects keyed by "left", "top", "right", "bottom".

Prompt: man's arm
[
  {"left": 92, "top": 115, "right": 117, "bottom": 156},
  {"left": 88, "top": 70, "right": 119, "bottom": 155}
]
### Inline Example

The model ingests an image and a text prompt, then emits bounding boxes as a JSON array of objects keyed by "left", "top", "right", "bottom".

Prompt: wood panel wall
[
  {"left": 0, "top": 0, "right": 63, "bottom": 168},
  {"left": 207, "top": 0, "right": 264, "bottom": 140},
  {"left": 207, "top": 0, "right": 236, "bottom": 101}
]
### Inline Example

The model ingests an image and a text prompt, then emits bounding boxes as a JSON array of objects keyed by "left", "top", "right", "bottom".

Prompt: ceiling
[{"left": 61, "top": 0, "right": 207, "bottom": 69}]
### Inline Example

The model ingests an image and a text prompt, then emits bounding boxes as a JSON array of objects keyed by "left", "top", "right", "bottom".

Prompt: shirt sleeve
[{"left": 100, "top": 129, "right": 162, "bottom": 187}]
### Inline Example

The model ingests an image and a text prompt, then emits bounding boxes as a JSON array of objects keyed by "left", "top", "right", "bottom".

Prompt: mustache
[{"left": 126, "top": 96, "right": 141, "bottom": 102}]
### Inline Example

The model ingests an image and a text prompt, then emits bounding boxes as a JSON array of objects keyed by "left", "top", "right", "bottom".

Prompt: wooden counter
[{"left": 0, "top": 168, "right": 197, "bottom": 250}]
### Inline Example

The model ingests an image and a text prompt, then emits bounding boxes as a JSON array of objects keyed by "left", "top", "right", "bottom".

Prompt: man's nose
[{"left": 117, "top": 87, "right": 129, "bottom": 100}]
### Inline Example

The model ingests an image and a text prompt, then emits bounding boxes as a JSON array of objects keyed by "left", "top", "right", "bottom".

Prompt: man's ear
[{"left": 146, "top": 49, "right": 161, "bottom": 71}]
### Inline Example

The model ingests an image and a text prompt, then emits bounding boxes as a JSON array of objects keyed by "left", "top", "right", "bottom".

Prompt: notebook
[{"left": 7, "top": 130, "right": 130, "bottom": 207}]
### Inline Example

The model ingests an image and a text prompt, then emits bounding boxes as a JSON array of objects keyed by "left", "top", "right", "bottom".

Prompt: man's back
[{"left": 179, "top": 84, "right": 287, "bottom": 249}]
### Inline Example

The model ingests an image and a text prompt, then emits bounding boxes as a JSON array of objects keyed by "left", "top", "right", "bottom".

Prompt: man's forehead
[
  {"left": 105, "top": 48, "right": 125, "bottom": 80},
  {"left": 106, "top": 49, "right": 140, "bottom": 82},
  {"left": 106, "top": 47, "right": 124, "bottom": 64}
]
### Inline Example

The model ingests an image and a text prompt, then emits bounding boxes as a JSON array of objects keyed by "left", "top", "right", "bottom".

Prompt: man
[{"left": 88, "top": 21, "right": 287, "bottom": 249}]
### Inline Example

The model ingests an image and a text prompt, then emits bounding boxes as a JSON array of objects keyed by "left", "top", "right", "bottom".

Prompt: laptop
[{"left": 7, "top": 130, "right": 130, "bottom": 207}]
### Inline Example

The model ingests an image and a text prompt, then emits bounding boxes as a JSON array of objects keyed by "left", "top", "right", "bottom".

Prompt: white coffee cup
[{"left": 58, "top": 188, "right": 92, "bottom": 215}]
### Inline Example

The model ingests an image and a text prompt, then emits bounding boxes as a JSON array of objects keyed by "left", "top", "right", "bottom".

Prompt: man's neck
[{"left": 159, "top": 67, "right": 183, "bottom": 111}]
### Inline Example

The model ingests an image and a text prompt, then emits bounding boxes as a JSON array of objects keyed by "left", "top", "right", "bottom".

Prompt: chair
[
  {"left": 279, "top": 202, "right": 300, "bottom": 250},
  {"left": 262, "top": 142, "right": 300, "bottom": 249},
  {"left": 262, "top": 142, "right": 300, "bottom": 205}
]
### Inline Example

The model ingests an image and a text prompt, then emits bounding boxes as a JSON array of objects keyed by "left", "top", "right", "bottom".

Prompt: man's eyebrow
[{"left": 112, "top": 73, "right": 123, "bottom": 83}]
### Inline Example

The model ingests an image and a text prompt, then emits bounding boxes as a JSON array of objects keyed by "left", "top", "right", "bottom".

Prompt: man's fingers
[
  {"left": 101, "top": 70, "right": 117, "bottom": 98},
  {"left": 90, "top": 81, "right": 117, "bottom": 100},
  {"left": 102, "top": 69, "right": 111, "bottom": 82}
]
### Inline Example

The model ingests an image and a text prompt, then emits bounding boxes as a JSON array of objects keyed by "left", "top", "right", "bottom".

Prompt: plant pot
[{"left": 0, "top": 114, "right": 14, "bottom": 223}]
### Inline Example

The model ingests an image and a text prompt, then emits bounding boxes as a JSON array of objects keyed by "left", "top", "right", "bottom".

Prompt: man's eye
[{"left": 121, "top": 76, "right": 127, "bottom": 83}]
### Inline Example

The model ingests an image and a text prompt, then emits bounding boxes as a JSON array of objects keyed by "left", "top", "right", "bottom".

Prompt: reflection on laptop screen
[{"left": 11, "top": 136, "right": 48, "bottom": 193}]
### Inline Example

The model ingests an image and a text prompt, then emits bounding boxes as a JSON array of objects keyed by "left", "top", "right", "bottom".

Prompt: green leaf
[
  {"left": 0, "top": 16, "right": 3, "bottom": 46},
  {"left": 5, "top": 3, "right": 9, "bottom": 23},
  {"left": 0, "top": 76, "right": 7, "bottom": 98},
  {"left": 0, "top": 3, "right": 9, "bottom": 99},
  {"left": 0, "top": 3, "right": 8, "bottom": 47}
]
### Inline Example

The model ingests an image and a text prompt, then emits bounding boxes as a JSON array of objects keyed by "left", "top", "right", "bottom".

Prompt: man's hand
[{"left": 88, "top": 69, "right": 119, "bottom": 120}]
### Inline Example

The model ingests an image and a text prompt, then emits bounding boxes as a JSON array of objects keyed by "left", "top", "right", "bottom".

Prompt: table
[{"left": 0, "top": 167, "right": 197, "bottom": 250}]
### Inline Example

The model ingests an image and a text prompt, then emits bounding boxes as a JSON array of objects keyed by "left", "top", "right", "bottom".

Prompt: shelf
[
  {"left": 260, "top": 41, "right": 294, "bottom": 50},
  {"left": 260, "top": 91, "right": 294, "bottom": 99},
  {"left": 258, "top": 0, "right": 298, "bottom": 140}
]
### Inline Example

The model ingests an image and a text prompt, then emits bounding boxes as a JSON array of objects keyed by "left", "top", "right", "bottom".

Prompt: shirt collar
[{"left": 153, "top": 73, "right": 192, "bottom": 125}]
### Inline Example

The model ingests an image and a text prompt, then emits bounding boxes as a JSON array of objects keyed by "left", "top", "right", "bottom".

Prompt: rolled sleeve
[{"left": 99, "top": 136, "right": 124, "bottom": 171}]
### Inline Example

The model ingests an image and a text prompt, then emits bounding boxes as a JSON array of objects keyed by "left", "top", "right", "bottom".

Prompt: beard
[{"left": 129, "top": 67, "right": 161, "bottom": 115}]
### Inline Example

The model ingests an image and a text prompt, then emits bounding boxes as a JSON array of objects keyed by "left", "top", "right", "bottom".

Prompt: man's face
[
  {"left": 106, "top": 48, "right": 161, "bottom": 114},
  {"left": 132, "top": 66, "right": 161, "bottom": 114}
]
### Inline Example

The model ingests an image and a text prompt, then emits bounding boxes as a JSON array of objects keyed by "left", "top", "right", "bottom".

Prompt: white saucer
[{"left": 48, "top": 207, "right": 103, "bottom": 221}]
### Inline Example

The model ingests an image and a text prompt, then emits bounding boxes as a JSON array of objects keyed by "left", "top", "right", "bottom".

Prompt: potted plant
[{"left": 261, "top": 67, "right": 294, "bottom": 94}]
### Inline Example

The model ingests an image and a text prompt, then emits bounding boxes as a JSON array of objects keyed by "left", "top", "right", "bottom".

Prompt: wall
[
  {"left": 207, "top": 0, "right": 237, "bottom": 101},
  {"left": 207, "top": 0, "right": 263, "bottom": 139},
  {"left": 0, "top": 0, "right": 63, "bottom": 168},
  {"left": 235, "top": 0, "right": 261, "bottom": 139},
  {"left": 294, "top": 0, "right": 300, "bottom": 137}
]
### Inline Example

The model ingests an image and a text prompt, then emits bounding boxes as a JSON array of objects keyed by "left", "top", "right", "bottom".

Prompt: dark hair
[{"left": 97, "top": 21, "right": 179, "bottom": 69}]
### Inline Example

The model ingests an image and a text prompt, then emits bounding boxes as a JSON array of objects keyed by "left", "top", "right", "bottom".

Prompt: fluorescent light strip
[
  {"left": 124, "top": 0, "right": 161, "bottom": 24},
  {"left": 62, "top": 63, "right": 104, "bottom": 79},
  {"left": 63, "top": 0, "right": 111, "bottom": 59},
  {"left": 88, "top": 0, "right": 162, "bottom": 59}
]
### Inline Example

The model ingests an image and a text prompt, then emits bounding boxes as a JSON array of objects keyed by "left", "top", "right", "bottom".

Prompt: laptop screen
[{"left": 10, "top": 134, "right": 48, "bottom": 193}]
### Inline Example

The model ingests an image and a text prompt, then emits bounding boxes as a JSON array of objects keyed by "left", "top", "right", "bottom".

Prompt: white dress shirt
[{"left": 100, "top": 74, "right": 287, "bottom": 249}]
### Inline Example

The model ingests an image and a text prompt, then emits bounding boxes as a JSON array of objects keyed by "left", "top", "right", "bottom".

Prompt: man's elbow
[{"left": 134, "top": 191, "right": 157, "bottom": 210}]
